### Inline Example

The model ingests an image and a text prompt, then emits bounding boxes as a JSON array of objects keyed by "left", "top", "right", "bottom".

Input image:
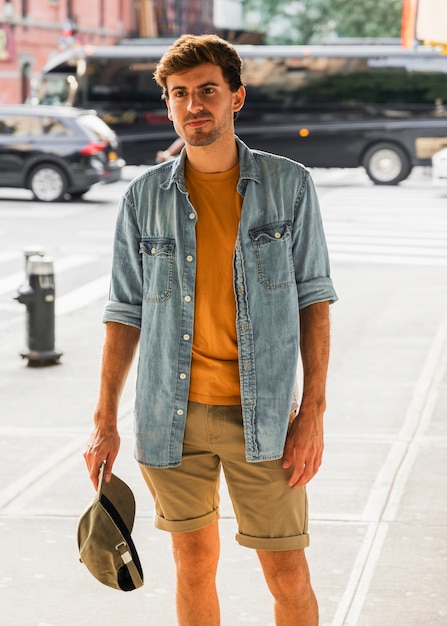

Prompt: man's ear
[
  {"left": 166, "top": 98, "right": 173, "bottom": 121},
  {"left": 233, "top": 86, "right": 246, "bottom": 113}
]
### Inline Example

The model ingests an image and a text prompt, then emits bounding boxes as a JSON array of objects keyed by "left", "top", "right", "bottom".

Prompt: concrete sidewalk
[{"left": 0, "top": 260, "right": 447, "bottom": 625}]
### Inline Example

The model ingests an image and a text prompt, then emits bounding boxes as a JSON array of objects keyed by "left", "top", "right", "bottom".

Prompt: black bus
[{"left": 35, "top": 41, "right": 447, "bottom": 184}]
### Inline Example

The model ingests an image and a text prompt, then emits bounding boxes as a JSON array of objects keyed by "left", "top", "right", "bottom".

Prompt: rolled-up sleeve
[
  {"left": 293, "top": 170, "right": 337, "bottom": 309},
  {"left": 102, "top": 191, "right": 143, "bottom": 329}
]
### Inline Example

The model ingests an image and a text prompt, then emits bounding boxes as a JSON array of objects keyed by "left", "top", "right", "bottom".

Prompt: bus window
[
  {"left": 241, "top": 55, "right": 447, "bottom": 117},
  {"left": 84, "top": 58, "right": 161, "bottom": 106}
]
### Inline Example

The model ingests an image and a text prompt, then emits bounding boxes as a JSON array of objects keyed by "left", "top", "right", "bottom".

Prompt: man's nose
[{"left": 187, "top": 93, "right": 203, "bottom": 113}]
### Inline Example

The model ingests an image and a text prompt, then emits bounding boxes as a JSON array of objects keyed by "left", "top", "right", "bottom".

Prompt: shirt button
[
  {"left": 151, "top": 247, "right": 157, "bottom": 254},
  {"left": 244, "top": 362, "right": 250, "bottom": 371},
  {"left": 184, "top": 295, "right": 192, "bottom": 302},
  {"left": 177, "top": 409, "right": 184, "bottom": 416},
  {"left": 189, "top": 212, "right": 195, "bottom": 220},
  {"left": 274, "top": 231, "right": 281, "bottom": 239},
  {"left": 179, "top": 373, "right": 187, "bottom": 380},
  {"left": 241, "top": 322, "right": 247, "bottom": 331},
  {"left": 186, "top": 255, "right": 193, "bottom": 262},
  {"left": 183, "top": 334, "right": 190, "bottom": 341}
]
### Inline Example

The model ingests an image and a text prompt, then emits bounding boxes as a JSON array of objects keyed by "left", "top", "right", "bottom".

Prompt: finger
[
  {"left": 282, "top": 435, "right": 295, "bottom": 469},
  {"left": 89, "top": 460, "right": 104, "bottom": 491},
  {"left": 103, "top": 452, "right": 117, "bottom": 483},
  {"left": 291, "top": 459, "right": 322, "bottom": 488},
  {"left": 288, "top": 461, "right": 306, "bottom": 487},
  {"left": 83, "top": 448, "right": 105, "bottom": 490}
]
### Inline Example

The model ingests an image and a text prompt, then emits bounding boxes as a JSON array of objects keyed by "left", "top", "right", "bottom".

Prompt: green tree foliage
[{"left": 242, "top": 0, "right": 403, "bottom": 44}]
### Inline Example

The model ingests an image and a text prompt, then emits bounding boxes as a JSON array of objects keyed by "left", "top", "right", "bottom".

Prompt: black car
[{"left": 0, "top": 105, "right": 125, "bottom": 201}]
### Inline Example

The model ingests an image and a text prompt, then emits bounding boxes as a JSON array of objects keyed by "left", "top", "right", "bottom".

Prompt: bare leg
[
  {"left": 257, "top": 548, "right": 318, "bottom": 626},
  {"left": 171, "top": 521, "right": 221, "bottom": 626}
]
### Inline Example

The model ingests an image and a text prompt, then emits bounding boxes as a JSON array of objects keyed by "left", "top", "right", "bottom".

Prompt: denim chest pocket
[
  {"left": 139, "top": 238, "right": 175, "bottom": 302},
  {"left": 249, "top": 221, "right": 294, "bottom": 289}
]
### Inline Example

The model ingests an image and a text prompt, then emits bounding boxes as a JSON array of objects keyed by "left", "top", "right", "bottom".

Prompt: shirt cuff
[{"left": 102, "top": 300, "right": 142, "bottom": 329}]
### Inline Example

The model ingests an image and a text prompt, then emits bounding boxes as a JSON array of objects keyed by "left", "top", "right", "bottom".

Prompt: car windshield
[{"left": 77, "top": 114, "right": 116, "bottom": 141}]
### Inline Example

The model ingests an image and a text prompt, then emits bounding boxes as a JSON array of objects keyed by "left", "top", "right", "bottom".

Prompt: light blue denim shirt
[{"left": 103, "top": 137, "right": 337, "bottom": 468}]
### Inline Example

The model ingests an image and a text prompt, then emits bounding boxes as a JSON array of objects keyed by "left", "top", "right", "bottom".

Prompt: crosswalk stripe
[
  {"left": 326, "top": 233, "right": 447, "bottom": 245},
  {"left": 325, "top": 225, "right": 447, "bottom": 241},
  {"left": 328, "top": 240, "right": 447, "bottom": 258},
  {"left": 0, "top": 273, "right": 111, "bottom": 335},
  {"left": 324, "top": 223, "right": 447, "bottom": 266},
  {"left": 0, "top": 254, "right": 97, "bottom": 296},
  {"left": 328, "top": 251, "right": 447, "bottom": 266},
  {"left": 55, "top": 275, "right": 110, "bottom": 315},
  {"left": 0, "top": 251, "right": 21, "bottom": 263},
  {"left": 0, "top": 271, "right": 26, "bottom": 296}
]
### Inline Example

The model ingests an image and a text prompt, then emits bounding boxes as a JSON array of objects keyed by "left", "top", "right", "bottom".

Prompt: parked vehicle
[
  {"left": 35, "top": 41, "right": 447, "bottom": 184},
  {"left": 0, "top": 105, "right": 125, "bottom": 201}
]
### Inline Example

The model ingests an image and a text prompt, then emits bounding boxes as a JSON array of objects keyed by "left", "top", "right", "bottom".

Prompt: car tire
[
  {"left": 28, "top": 163, "right": 68, "bottom": 202},
  {"left": 363, "top": 143, "right": 412, "bottom": 185}
]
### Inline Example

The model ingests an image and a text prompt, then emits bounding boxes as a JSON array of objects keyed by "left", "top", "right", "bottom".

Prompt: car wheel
[
  {"left": 29, "top": 164, "right": 68, "bottom": 202},
  {"left": 363, "top": 143, "right": 412, "bottom": 185}
]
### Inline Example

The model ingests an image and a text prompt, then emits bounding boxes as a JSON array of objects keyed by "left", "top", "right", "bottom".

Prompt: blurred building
[
  {"left": 139, "top": 0, "right": 213, "bottom": 37},
  {"left": 0, "top": 0, "right": 137, "bottom": 103},
  {"left": 0, "top": 0, "right": 250, "bottom": 105}
]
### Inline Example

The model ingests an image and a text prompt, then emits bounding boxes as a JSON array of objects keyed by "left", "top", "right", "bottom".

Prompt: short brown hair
[{"left": 154, "top": 34, "right": 243, "bottom": 99}]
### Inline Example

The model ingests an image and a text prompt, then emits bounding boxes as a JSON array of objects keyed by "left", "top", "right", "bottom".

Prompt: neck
[{"left": 185, "top": 136, "right": 239, "bottom": 173}]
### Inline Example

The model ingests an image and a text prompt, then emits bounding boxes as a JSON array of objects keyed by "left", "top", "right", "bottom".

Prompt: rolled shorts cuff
[
  {"left": 236, "top": 531, "right": 310, "bottom": 551},
  {"left": 154, "top": 508, "right": 220, "bottom": 533}
]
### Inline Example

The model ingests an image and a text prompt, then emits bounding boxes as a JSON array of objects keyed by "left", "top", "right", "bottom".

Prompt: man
[{"left": 84, "top": 34, "right": 337, "bottom": 625}]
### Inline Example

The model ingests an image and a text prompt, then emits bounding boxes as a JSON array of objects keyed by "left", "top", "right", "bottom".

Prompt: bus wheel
[
  {"left": 28, "top": 164, "right": 68, "bottom": 202},
  {"left": 363, "top": 143, "right": 411, "bottom": 185}
]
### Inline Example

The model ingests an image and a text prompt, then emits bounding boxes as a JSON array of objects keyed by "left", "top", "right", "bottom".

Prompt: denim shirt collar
[{"left": 160, "top": 136, "right": 261, "bottom": 195}]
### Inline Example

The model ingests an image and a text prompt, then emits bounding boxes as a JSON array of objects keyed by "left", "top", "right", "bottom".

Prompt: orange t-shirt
[{"left": 185, "top": 161, "right": 242, "bottom": 404}]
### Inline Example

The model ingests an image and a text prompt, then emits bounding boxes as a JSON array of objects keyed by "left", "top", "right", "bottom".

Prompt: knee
[
  {"left": 172, "top": 528, "right": 219, "bottom": 587},
  {"left": 258, "top": 550, "right": 313, "bottom": 603},
  {"left": 271, "top": 567, "right": 311, "bottom": 604}
]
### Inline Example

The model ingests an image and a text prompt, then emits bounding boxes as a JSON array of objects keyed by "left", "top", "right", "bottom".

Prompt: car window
[
  {"left": 77, "top": 114, "right": 115, "bottom": 141},
  {"left": 41, "top": 116, "right": 74, "bottom": 136},
  {"left": 0, "top": 116, "right": 42, "bottom": 136}
]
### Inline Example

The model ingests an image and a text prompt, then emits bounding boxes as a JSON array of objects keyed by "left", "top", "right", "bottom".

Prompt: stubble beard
[
  {"left": 185, "top": 127, "right": 221, "bottom": 147},
  {"left": 181, "top": 111, "right": 233, "bottom": 148}
]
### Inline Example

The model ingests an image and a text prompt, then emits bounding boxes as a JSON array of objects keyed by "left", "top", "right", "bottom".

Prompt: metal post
[{"left": 15, "top": 255, "right": 63, "bottom": 366}]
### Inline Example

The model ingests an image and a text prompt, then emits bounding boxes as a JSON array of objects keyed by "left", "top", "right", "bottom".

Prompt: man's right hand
[
  {"left": 84, "top": 322, "right": 140, "bottom": 489},
  {"left": 83, "top": 424, "right": 121, "bottom": 490}
]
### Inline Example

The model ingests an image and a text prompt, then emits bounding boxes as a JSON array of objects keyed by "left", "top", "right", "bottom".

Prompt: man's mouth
[{"left": 185, "top": 115, "right": 212, "bottom": 128}]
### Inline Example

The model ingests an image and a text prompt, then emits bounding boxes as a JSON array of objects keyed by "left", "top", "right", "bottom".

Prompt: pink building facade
[{"left": 0, "top": 0, "right": 137, "bottom": 104}]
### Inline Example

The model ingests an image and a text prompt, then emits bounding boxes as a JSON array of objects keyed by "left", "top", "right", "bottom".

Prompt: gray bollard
[{"left": 15, "top": 255, "right": 63, "bottom": 366}]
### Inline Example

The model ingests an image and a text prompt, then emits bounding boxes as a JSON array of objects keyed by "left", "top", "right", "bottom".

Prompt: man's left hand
[{"left": 282, "top": 407, "right": 324, "bottom": 488}]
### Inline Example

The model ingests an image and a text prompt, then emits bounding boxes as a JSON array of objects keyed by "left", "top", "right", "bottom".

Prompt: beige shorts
[{"left": 139, "top": 402, "right": 309, "bottom": 551}]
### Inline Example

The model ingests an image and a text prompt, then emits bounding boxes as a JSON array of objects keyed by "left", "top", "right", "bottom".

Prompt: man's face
[{"left": 165, "top": 62, "right": 245, "bottom": 147}]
